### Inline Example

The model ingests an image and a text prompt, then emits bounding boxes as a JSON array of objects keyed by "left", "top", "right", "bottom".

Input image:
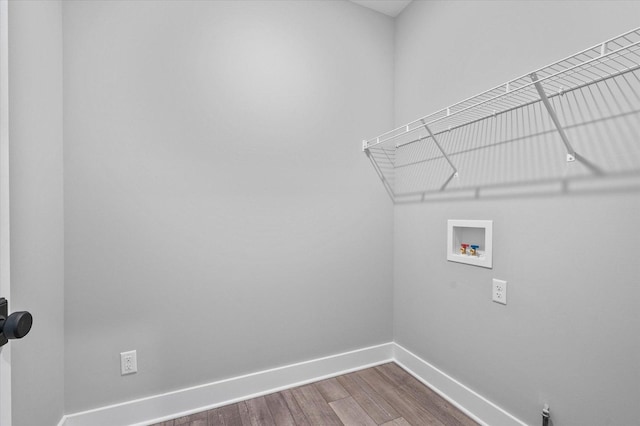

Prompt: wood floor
[{"left": 152, "top": 363, "right": 478, "bottom": 426}]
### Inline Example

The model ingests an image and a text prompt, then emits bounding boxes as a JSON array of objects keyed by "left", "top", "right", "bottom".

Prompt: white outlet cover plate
[
  {"left": 492, "top": 279, "right": 507, "bottom": 305},
  {"left": 120, "top": 350, "right": 138, "bottom": 375}
]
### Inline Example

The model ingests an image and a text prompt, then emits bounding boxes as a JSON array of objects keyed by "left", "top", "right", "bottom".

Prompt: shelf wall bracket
[
  {"left": 420, "top": 119, "right": 459, "bottom": 191},
  {"left": 530, "top": 72, "right": 576, "bottom": 163}
]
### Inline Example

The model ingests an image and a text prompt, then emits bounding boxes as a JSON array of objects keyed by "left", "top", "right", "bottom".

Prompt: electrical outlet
[
  {"left": 120, "top": 350, "right": 137, "bottom": 375},
  {"left": 492, "top": 279, "right": 507, "bottom": 305}
]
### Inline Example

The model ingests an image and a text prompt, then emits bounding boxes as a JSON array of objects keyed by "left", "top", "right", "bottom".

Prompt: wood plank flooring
[{"left": 152, "top": 363, "right": 478, "bottom": 426}]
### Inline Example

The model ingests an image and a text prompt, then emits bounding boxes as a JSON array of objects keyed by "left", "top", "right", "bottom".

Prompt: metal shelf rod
[
  {"left": 363, "top": 28, "right": 640, "bottom": 151},
  {"left": 366, "top": 46, "right": 638, "bottom": 150},
  {"left": 392, "top": 61, "right": 640, "bottom": 150}
]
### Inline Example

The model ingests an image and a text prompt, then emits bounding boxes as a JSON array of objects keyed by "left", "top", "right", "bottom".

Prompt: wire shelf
[{"left": 363, "top": 27, "right": 640, "bottom": 203}]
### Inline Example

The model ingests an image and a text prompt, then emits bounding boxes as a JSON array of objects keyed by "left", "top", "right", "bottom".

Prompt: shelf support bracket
[
  {"left": 421, "top": 120, "right": 458, "bottom": 191},
  {"left": 530, "top": 72, "right": 576, "bottom": 162},
  {"left": 364, "top": 149, "right": 395, "bottom": 202}
]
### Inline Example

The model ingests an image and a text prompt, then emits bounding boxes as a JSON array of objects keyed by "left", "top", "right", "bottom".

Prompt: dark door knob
[
  {"left": 0, "top": 297, "right": 33, "bottom": 346},
  {"left": 0, "top": 311, "right": 33, "bottom": 339}
]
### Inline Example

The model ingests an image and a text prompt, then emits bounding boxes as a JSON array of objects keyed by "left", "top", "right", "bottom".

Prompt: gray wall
[
  {"left": 394, "top": 2, "right": 640, "bottom": 426},
  {"left": 63, "top": 0, "right": 394, "bottom": 413},
  {"left": 8, "top": 1, "right": 65, "bottom": 425},
  {"left": 16, "top": 1, "right": 638, "bottom": 423}
]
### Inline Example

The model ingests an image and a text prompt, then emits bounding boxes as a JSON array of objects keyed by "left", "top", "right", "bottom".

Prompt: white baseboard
[
  {"left": 393, "top": 343, "right": 528, "bottom": 426},
  {"left": 56, "top": 415, "right": 66, "bottom": 426},
  {"left": 60, "top": 342, "right": 526, "bottom": 426},
  {"left": 60, "top": 342, "right": 394, "bottom": 426}
]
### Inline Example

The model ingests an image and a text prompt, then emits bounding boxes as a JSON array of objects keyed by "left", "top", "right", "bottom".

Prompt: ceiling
[{"left": 349, "top": 0, "right": 413, "bottom": 18}]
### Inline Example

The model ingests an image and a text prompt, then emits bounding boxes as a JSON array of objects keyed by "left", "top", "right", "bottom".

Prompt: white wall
[
  {"left": 394, "top": 1, "right": 640, "bottom": 425},
  {"left": 8, "top": 1, "right": 65, "bottom": 425},
  {"left": 63, "top": 0, "right": 394, "bottom": 413}
]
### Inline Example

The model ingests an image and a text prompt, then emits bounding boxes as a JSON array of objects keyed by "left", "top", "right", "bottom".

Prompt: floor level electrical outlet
[
  {"left": 492, "top": 279, "right": 507, "bottom": 305},
  {"left": 120, "top": 350, "right": 137, "bottom": 375}
]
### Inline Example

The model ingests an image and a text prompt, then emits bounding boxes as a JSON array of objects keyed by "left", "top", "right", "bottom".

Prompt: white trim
[
  {"left": 0, "top": 0, "right": 12, "bottom": 424},
  {"left": 393, "top": 343, "right": 528, "bottom": 426},
  {"left": 59, "top": 342, "right": 527, "bottom": 426},
  {"left": 61, "top": 343, "right": 394, "bottom": 426}
]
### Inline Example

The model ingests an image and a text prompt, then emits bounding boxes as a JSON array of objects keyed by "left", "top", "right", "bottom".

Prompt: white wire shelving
[{"left": 363, "top": 27, "right": 640, "bottom": 203}]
